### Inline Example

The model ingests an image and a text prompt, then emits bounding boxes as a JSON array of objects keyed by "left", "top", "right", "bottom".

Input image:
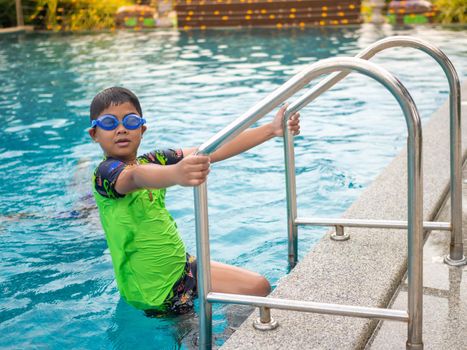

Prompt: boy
[{"left": 89, "top": 87, "right": 300, "bottom": 315}]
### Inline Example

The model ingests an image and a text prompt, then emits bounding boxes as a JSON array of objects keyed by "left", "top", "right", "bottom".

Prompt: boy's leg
[{"left": 210, "top": 261, "right": 271, "bottom": 297}]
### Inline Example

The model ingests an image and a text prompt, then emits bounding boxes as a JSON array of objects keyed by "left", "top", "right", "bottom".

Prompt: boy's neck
[{"left": 105, "top": 153, "right": 138, "bottom": 164}]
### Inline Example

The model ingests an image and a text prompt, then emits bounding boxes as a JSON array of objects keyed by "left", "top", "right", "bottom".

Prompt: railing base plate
[
  {"left": 253, "top": 317, "right": 279, "bottom": 331},
  {"left": 331, "top": 232, "right": 350, "bottom": 241},
  {"left": 444, "top": 254, "right": 467, "bottom": 266},
  {"left": 406, "top": 341, "right": 424, "bottom": 350}
]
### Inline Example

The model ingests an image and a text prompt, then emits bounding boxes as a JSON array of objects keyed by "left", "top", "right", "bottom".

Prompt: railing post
[
  {"left": 283, "top": 110, "right": 299, "bottom": 268},
  {"left": 16, "top": 0, "right": 24, "bottom": 27},
  {"left": 445, "top": 79, "right": 466, "bottom": 266},
  {"left": 406, "top": 130, "right": 424, "bottom": 349},
  {"left": 194, "top": 182, "right": 213, "bottom": 350}
]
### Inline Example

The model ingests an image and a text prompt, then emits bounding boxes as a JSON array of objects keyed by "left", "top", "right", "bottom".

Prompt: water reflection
[{"left": 108, "top": 300, "right": 199, "bottom": 350}]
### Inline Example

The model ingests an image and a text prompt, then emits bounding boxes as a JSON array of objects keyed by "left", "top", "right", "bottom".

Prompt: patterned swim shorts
[{"left": 144, "top": 253, "right": 198, "bottom": 317}]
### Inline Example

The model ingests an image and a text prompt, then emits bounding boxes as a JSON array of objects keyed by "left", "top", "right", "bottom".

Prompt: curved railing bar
[
  {"left": 283, "top": 36, "right": 465, "bottom": 266},
  {"left": 194, "top": 57, "right": 423, "bottom": 350}
]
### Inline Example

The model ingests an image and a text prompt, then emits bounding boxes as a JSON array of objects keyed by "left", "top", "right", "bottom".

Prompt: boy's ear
[
  {"left": 141, "top": 125, "right": 147, "bottom": 135},
  {"left": 88, "top": 128, "right": 97, "bottom": 141}
]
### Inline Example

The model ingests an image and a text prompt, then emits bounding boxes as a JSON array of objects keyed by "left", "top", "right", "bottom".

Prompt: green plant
[
  {"left": 31, "top": 0, "right": 133, "bottom": 31},
  {"left": 434, "top": 0, "right": 466, "bottom": 24}
]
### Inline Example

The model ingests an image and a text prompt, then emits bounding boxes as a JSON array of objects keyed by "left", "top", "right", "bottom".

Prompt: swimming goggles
[{"left": 91, "top": 113, "right": 146, "bottom": 131}]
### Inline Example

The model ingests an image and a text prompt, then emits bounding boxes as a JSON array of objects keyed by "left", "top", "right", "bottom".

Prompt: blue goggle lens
[
  {"left": 100, "top": 116, "right": 119, "bottom": 129},
  {"left": 124, "top": 114, "right": 143, "bottom": 129},
  {"left": 92, "top": 114, "right": 145, "bottom": 131}
]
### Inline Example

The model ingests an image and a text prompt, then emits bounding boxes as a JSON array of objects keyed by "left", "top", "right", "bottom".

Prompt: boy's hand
[
  {"left": 175, "top": 154, "right": 211, "bottom": 186},
  {"left": 271, "top": 103, "right": 301, "bottom": 137}
]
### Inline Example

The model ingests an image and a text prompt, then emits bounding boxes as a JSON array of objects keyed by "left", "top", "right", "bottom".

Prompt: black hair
[{"left": 90, "top": 87, "right": 143, "bottom": 121}]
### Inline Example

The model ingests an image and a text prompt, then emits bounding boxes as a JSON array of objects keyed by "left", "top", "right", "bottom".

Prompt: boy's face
[{"left": 88, "top": 102, "right": 147, "bottom": 162}]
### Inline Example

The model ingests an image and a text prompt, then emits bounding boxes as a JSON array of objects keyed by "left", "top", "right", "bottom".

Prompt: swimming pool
[{"left": 0, "top": 25, "right": 466, "bottom": 349}]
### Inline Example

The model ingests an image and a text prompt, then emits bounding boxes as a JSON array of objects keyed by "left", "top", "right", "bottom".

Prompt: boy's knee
[{"left": 255, "top": 276, "right": 271, "bottom": 296}]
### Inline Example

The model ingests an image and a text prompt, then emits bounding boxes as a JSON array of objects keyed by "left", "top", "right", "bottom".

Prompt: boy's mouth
[{"left": 115, "top": 138, "right": 131, "bottom": 147}]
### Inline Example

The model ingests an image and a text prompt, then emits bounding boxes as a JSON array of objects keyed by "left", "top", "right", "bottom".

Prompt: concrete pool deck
[
  {"left": 368, "top": 168, "right": 467, "bottom": 349},
  {"left": 221, "top": 81, "right": 467, "bottom": 349}
]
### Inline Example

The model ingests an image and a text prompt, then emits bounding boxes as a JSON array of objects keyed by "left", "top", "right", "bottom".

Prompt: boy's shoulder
[
  {"left": 95, "top": 157, "right": 126, "bottom": 175},
  {"left": 93, "top": 157, "right": 127, "bottom": 199}
]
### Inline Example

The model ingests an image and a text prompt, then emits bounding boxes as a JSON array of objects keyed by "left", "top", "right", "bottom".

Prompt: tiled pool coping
[{"left": 221, "top": 81, "right": 467, "bottom": 349}]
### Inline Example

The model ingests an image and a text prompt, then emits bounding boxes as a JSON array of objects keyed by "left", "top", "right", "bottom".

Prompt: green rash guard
[{"left": 92, "top": 149, "right": 186, "bottom": 310}]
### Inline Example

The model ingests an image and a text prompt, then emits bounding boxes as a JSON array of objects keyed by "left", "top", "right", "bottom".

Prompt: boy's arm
[
  {"left": 183, "top": 104, "right": 300, "bottom": 163},
  {"left": 209, "top": 124, "right": 276, "bottom": 163},
  {"left": 114, "top": 154, "right": 210, "bottom": 195}
]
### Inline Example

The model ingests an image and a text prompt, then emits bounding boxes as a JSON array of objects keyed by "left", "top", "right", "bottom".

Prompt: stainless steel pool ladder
[
  {"left": 285, "top": 36, "right": 465, "bottom": 268},
  {"left": 192, "top": 37, "right": 464, "bottom": 350}
]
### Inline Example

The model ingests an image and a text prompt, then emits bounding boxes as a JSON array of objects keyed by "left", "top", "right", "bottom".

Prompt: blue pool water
[{"left": 0, "top": 25, "right": 466, "bottom": 349}]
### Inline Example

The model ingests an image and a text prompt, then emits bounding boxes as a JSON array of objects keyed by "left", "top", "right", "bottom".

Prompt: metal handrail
[
  {"left": 194, "top": 57, "right": 423, "bottom": 350},
  {"left": 283, "top": 36, "right": 465, "bottom": 267},
  {"left": 295, "top": 217, "right": 451, "bottom": 231},
  {"left": 207, "top": 292, "right": 409, "bottom": 321}
]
